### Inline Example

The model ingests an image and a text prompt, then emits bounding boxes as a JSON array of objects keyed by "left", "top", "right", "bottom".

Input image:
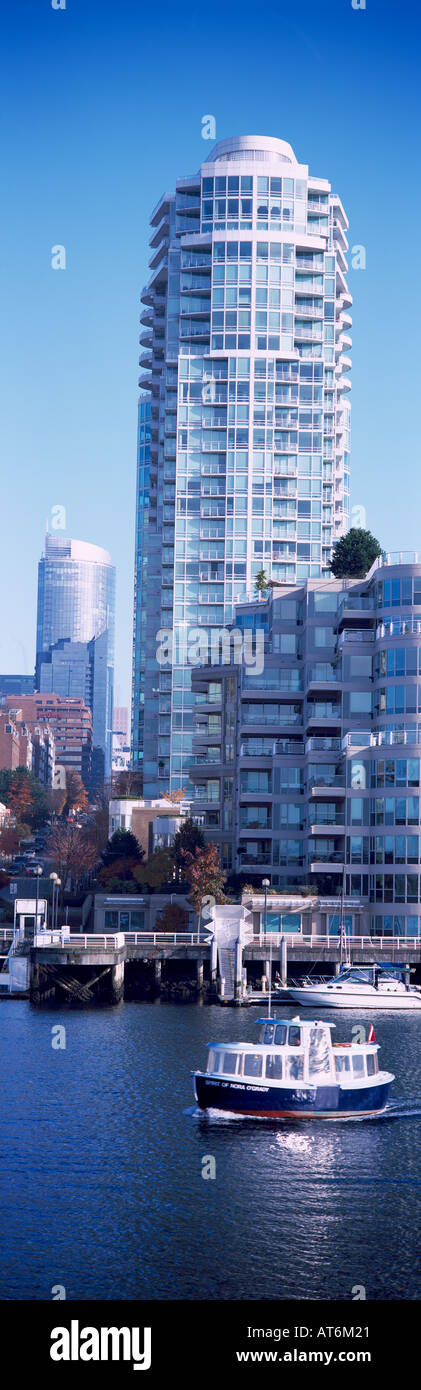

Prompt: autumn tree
[
  {"left": 155, "top": 902, "right": 189, "bottom": 934},
  {"left": 45, "top": 785, "right": 67, "bottom": 818},
  {"left": 0, "top": 824, "right": 20, "bottom": 858},
  {"left": 112, "top": 768, "right": 143, "bottom": 798},
  {"left": 163, "top": 787, "right": 189, "bottom": 804},
  {"left": 1, "top": 767, "right": 49, "bottom": 829},
  {"left": 46, "top": 822, "right": 99, "bottom": 890},
  {"left": 63, "top": 769, "right": 88, "bottom": 815},
  {"left": 182, "top": 843, "right": 227, "bottom": 936},
  {"left": 134, "top": 847, "right": 175, "bottom": 892},
  {"left": 90, "top": 791, "right": 111, "bottom": 855}
]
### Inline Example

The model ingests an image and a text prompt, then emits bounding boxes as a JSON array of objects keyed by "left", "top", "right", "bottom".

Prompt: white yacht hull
[{"left": 288, "top": 985, "right": 421, "bottom": 1010}]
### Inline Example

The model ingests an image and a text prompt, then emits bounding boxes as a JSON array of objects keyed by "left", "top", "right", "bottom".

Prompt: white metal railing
[
  {"left": 251, "top": 934, "right": 421, "bottom": 949},
  {"left": 124, "top": 932, "right": 206, "bottom": 945},
  {"left": 33, "top": 932, "right": 126, "bottom": 949},
  {"left": 369, "top": 551, "right": 421, "bottom": 574}
]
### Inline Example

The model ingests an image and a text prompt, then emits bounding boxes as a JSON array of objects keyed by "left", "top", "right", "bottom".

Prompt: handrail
[{"left": 251, "top": 933, "right": 421, "bottom": 949}]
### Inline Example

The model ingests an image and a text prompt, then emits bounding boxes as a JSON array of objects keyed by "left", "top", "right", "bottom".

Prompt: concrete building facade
[
  {"left": 191, "top": 553, "right": 421, "bottom": 939},
  {"left": 1, "top": 694, "right": 92, "bottom": 788}
]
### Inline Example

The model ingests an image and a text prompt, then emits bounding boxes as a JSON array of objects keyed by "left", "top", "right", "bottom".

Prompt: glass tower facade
[
  {"left": 132, "top": 135, "right": 351, "bottom": 795},
  {"left": 36, "top": 535, "right": 115, "bottom": 781}
]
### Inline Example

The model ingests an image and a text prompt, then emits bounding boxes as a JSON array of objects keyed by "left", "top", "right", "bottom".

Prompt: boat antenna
[
  {"left": 339, "top": 864, "right": 348, "bottom": 967},
  {"left": 262, "top": 878, "right": 271, "bottom": 1017}
]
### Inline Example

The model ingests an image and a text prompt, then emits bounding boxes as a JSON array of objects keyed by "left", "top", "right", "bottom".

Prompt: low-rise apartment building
[{"left": 191, "top": 552, "right": 421, "bottom": 938}]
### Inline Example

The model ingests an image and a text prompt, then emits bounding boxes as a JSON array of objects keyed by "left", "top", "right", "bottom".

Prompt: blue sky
[{"left": 0, "top": 0, "right": 420, "bottom": 705}]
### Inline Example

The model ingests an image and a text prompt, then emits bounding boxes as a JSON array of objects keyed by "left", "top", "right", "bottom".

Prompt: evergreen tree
[
  {"left": 254, "top": 568, "right": 268, "bottom": 594},
  {"left": 172, "top": 817, "right": 205, "bottom": 878},
  {"left": 329, "top": 528, "right": 382, "bottom": 579},
  {"left": 102, "top": 828, "right": 143, "bottom": 866}
]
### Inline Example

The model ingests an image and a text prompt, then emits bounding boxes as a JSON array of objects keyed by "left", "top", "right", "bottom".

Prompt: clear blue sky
[{"left": 0, "top": 0, "right": 420, "bottom": 705}]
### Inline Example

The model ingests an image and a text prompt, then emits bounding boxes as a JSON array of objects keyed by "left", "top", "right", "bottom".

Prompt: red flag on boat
[{"left": 368, "top": 1024, "right": 376, "bottom": 1043}]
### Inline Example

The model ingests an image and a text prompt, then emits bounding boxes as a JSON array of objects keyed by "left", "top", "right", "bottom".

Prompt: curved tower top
[
  {"left": 44, "top": 534, "right": 112, "bottom": 568},
  {"left": 204, "top": 134, "right": 298, "bottom": 166}
]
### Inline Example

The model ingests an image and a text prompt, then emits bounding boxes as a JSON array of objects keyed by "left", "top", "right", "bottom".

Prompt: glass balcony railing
[
  {"left": 307, "top": 665, "right": 337, "bottom": 683},
  {"left": 337, "top": 594, "right": 374, "bottom": 613},
  {"left": 306, "top": 736, "right": 342, "bottom": 752}
]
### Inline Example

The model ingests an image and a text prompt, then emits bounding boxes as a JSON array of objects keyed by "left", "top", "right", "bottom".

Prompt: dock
[{"left": 0, "top": 926, "right": 419, "bottom": 1006}]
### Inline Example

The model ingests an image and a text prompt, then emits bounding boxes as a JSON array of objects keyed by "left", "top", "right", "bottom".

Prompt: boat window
[
  {"left": 263, "top": 1023, "right": 276, "bottom": 1044},
  {"left": 352, "top": 1055, "right": 365, "bottom": 1076},
  {"left": 265, "top": 1053, "right": 283, "bottom": 1080},
  {"left": 308, "top": 1026, "right": 331, "bottom": 1077},
  {"left": 274, "top": 1024, "right": 287, "bottom": 1045},
  {"left": 221, "top": 1051, "right": 241, "bottom": 1075},
  {"left": 207, "top": 1049, "right": 221, "bottom": 1073},
  {"left": 243, "top": 1053, "right": 263, "bottom": 1078},
  {"left": 288, "top": 1025, "right": 301, "bottom": 1047},
  {"left": 334, "top": 1054, "right": 351, "bottom": 1074},
  {"left": 285, "top": 1054, "right": 304, "bottom": 1081},
  {"left": 366, "top": 1053, "right": 376, "bottom": 1076}
]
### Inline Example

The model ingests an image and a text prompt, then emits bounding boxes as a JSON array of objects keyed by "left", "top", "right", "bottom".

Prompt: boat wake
[{"left": 185, "top": 1099, "right": 421, "bottom": 1124}]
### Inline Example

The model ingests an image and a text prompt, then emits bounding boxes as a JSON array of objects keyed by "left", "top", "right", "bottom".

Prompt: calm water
[{"left": 0, "top": 1000, "right": 420, "bottom": 1301}]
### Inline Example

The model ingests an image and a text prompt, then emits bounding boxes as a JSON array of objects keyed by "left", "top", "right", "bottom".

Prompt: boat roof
[{"left": 257, "top": 1017, "right": 336, "bottom": 1029}]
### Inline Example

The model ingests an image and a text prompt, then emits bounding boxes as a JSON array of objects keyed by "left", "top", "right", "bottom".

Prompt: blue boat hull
[{"left": 194, "top": 1073, "right": 391, "bottom": 1118}]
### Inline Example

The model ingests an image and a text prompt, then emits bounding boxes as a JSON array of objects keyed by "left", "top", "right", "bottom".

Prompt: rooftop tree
[
  {"left": 329, "top": 528, "right": 382, "bottom": 579},
  {"left": 254, "top": 568, "right": 268, "bottom": 595}
]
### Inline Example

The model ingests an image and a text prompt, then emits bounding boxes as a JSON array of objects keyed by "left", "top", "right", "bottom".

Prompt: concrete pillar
[
  {"left": 210, "top": 936, "right": 218, "bottom": 994},
  {"left": 334, "top": 959, "right": 341, "bottom": 976},
  {"left": 234, "top": 938, "right": 243, "bottom": 1004},
  {"left": 110, "top": 959, "right": 124, "bottom": 1004},
  {"left": 280, "top": 935, "right": 288, "bottom": 986},
  {"left": 196, "top": 959, "right": 204, "bottom": 992},
  {"left": 261, "top": 959, "right": 270, "bottom": 992},
  {"left": 154, "top": 958, "right": 162, "bottom": 988}
]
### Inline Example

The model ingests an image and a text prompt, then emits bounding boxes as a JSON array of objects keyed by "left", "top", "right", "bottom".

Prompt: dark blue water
[{"left": 0, "top": 1000, "right": 420, "bottom": 1301}]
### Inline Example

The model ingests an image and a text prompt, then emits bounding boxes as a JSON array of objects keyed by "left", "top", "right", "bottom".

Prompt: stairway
[{"left": 218, "top": 946, "right": 235, "bottom": 1000}]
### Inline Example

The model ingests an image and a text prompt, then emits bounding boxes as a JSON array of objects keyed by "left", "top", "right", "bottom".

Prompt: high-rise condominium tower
[
  {"left": 36, "top": 534, "right": 115, "bottom": 783},
  {"left": 132, "top": 135, "right": 351, "bottom": 794}
]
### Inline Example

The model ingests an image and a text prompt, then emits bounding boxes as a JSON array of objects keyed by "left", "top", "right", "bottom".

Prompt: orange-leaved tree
[{"left": 182, "top": 843, "right": 227, "bottom": 937}]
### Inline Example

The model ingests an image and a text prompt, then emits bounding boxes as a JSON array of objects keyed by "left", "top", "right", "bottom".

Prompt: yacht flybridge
[
  {"left": 286, "top": 963, "right": 421, "bottom": 1010},
  {"left": 193, "top": 1017, "right": 394, "bottom": 1119}
]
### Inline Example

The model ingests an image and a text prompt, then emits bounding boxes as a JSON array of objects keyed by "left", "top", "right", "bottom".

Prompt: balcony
[
  {"left": 337, "top": 629, "right": 375, "bottom": 648},
  {"left": 309, "top": 818, "right": 345, "bottom": 832},
  {"left": 306, "top": 704, "right": 342, "bottom": 723},
  {"left": 307, "top": 775, "right": 345, "bottom": 794},
  {"left": 274, "top": 739, "right": 305, "bottom": 756},
  {"left": 310, "top": 855, "right": 344, "bottom": 871},
  {"left": 306, "top": 736, "right": 342, "bottom": 753}
]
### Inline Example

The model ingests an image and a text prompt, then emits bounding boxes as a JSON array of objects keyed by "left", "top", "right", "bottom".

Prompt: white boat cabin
[{"left": 205, "top": 1019, "right": 380, "bottom": 1087}]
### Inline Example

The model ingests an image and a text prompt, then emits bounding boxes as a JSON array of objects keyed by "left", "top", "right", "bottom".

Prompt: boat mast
[{"left": 339, "top": 864, "right": 348, "bottom": 967}]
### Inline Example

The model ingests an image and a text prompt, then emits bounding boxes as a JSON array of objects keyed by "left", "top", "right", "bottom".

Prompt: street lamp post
[
  {"left": 34, "top": 865, "right": 42, "bottom": 937},
  {"left": 55, "top": 879, "right": 61, "bottom": 931},
  {"left": 49, "top": 872, "right": 59, "bottom": 932},
  {"left": 262, "top": 878, "right": 270, "bottom": 1010}
]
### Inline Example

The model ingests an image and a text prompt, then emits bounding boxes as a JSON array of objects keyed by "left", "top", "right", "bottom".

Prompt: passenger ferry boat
[
  {"left": 286, "top": 963, "right": 421, "bottom": 1011},
  {"left": 193, "top": 1017, "right": 394, "bottom": 1119}
]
